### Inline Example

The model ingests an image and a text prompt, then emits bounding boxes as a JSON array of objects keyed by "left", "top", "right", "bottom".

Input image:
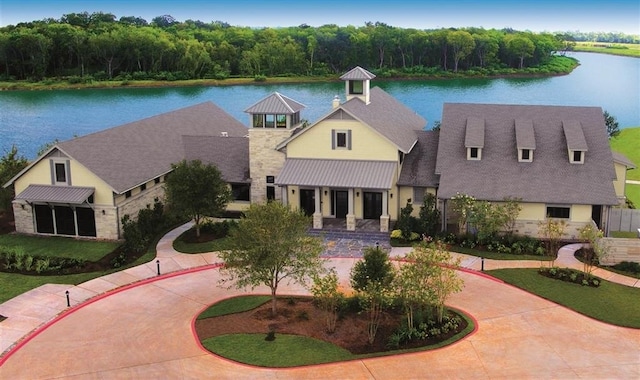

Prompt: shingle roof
[
  {"left": 562, "top": 120, "right": 589, "bottom": 151},
  {"left": 464, "top": 117, "right": 485, "bottom": 148},
  {"left": 244, "top": 92, "right": 306, "bottom": 114},
  {"left": 436, "top": 103, "right": 618, "bottom": 205},
  {"left": 515, "top": 119, "right": 536, "bottom": 149},
  {"left": 15, "top": 184, "right": 94, "bottom": 204},
  {"left": 275, "top": 159, "right": 396, "bottom": 189},
  {"left": 340, "top": 87, "right": 426, "bottom": 153},
  {"left": 56, "top": 102, "right": 248, "bottom": 193},
  {"left": 397, "top": 130, "right": 440, "bottom": 187},
  {"left": 339, "top": 66, "right": 376, "bottom": 80},
  {"left": 612, "top": 151, "right": 637, "bottom": 169},
  {"left": 183, "top": 135, "right": 250, "bottom": 183}
]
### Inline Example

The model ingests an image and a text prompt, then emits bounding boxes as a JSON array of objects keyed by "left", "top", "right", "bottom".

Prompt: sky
[{"left": 0, "top": 0, "right": 639, "bottom": 34}]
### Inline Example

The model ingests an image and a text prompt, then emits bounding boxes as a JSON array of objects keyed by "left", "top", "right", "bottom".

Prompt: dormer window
[
  {"left": 519, "top": 148, "right": 533, "bottom": 162},
  {"left": 570, "top": 150, "right": 585, "bottom": 164},
  {"left": 467, "top": 147, "right": 481, "bottom": 160}
]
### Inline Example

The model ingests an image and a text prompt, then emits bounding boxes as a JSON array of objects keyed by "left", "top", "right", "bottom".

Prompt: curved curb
[{"left": 0, "top": 263, "right": 223, "bottom": 367}]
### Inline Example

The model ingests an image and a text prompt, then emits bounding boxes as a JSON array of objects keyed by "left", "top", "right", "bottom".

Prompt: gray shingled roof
[
  {"left": 562, "top": 120, "right": 589, "bottom": 150},
  {"left": 339, "top": 66, "right": 376, "bottom": 80},
  {"left": 612, "top": 151, "right": 637, "bottom": 169},
  {"left": 244, "top": 92, "right": 306, "bottom": 114},
  {"left": 398, "top": 130, "right": 440, "bottom": 187},
  {"left": 515, "top": 119, "right": 536, "bottom": 149},
  {"left": 464, "top": 117, "right": 485, "bottom": 147},
  {"left": 15, "top": 184, "right": 94, "bottom": 204},
  {"left": 340, "top": 87, "right": 425, "bottom": 153},
  {"left": 55, "top": 102, "right": 248, "bottom": 193},
  {"left": 275, "top": 159, "right": 396, "bottom": 189},
  {"left": 183, "top": 135, "right": 250, "bottom": 183},
  {"left": 436, "top": 103, "right": 618, "bottom": 205}
]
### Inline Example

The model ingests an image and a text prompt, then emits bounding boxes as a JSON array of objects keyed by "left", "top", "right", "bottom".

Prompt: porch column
[
  {"left": 72, "top": 206, "right": 79, "bottom": 237},
  {"left": 380, "top": 190, "right": 389, "bottom": 233},
  {"left": 346, "top": 188, "right": 356, "bottom": 231},
  {"left": 313, "top": 187, "right": 323, "bottom": 229},
  {"left": 281, "top": 186, "right": 288, "bottom": 205}
]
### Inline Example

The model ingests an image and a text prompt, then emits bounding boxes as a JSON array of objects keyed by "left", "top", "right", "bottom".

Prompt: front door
[
  {"left": 332, "top": 190, "right": 348, "bottom": 218},
  {"left": 300, "top": 189, "right": 315, "bottom": 216},
  {"left": 363, "top": 192, "right": 383, "bottom": 219}
]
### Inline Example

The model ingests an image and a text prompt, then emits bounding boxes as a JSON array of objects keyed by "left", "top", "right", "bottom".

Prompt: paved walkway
[{"left": 0, "top": 224, "right": 639, "bottom": 379}]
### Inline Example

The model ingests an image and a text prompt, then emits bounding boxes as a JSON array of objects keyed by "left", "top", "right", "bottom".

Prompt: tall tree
[
  {"left": 447, "top": 30, "right": 475, "bottom": 72},
  {"left": 505, "top": 34, "right": 535, "bottom": 69},
  {"left": 219, "top": 201, "right": 324, "bottom": 315},
  {"left": 164, "top": 159, "right": 231, "bottom": 237},
  {"left": 0, "top": 146, "right": 29, "bottom": 212}
]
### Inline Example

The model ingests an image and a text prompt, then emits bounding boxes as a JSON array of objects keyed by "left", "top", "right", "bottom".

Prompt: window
[
  {"left": 140, "top": 183, "right": 146, "bottom": 191},
  {"left": 266, "top": 176, "right": 275, "bottom": 184},
  {"left": 571, "top": 150, "right": 584, "bottom": 164},
  {"left": 266, "top": 186, "right": 275, "bottom": 201},
  {"left": 546, "top": 206, "right": 570, "bottom": 219},
  {"left": 276, "top": 114, "right": 287, "bottom": 128},
  {"left": 519, "top": 148, "right": 533, "bottom": 162},
  {"left": 125, "top": 190, "right": 132, "bottom": 198},
  {"left": 413, "top": 188, "right": 426, "bottom": 204},
  {"left": 155, "top": 178, "right": 160, "bottom": 184},
  {"left": 467, "top": 147, "right": 481, "bottom": 160},
  {"left": 332, "top": 129, "right": 351, "bottom": 150},
  {"left": 349, "top": 80, "right": 363, "bottom": 95},
  {"left": 55, "top": 163, "right": 66, "bottom": 182},
  {"left": 231, "top": 183, "right": 250, "bottom": 201},
  {"left": 265, "top": 114, "right": 275, "bottom": 128},
  {"left": 253, "top": 114, "right": 264, "bottom": 128}
]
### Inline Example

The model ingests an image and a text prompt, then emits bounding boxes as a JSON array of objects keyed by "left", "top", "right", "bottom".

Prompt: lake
[{"left": 0, "top": 52, "right": 638, "bottom": 159}]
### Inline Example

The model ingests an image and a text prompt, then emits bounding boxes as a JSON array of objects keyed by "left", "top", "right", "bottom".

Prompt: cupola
[
  {"left": 244, "top": 92, "right": 306, "bottom": 129},
  {"left": 339, "top": 66, "right": 375, "bottom": 104}
]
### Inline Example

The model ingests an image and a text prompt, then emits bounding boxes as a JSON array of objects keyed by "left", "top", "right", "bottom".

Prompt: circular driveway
[{"left": 1, "top": 258, "right": 638, "bottom": 379}]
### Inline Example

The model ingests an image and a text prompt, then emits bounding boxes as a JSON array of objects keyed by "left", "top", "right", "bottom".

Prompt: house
[
  {"left": 4, "top": 66, "right": 634, "bottom": 240},
  {"left": 433, "top": 103, "right": 627, "bottom": 238},
  {"left": 4, "top": 102, "right": 249, "bottom": 239}
]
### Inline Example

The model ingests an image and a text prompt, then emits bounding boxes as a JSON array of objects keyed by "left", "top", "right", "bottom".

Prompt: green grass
[
  {"left": 449, "top": 245, "right": 551, "bottom": 261},
  {"left": 487, "top": 268, "right": 640, "bottom": 328},
  {"left": 202, "top": 334, "right": 354, "bottom": 367},
  {"left": 172, "top": 235, "right": 233, "bottom": 254},
  {"left": 197, "top": 296, "right": 475, "bottom": 367},
  {"left": 573, "top": 42, "right": 640, "bottom": 58},
  {"left": 0, "top": 234, "right": 119, "bottom": 262},
  {"left": 610, "top": 127, "right": 640, "bottom": 207},
  {"left": 610, "top": 231, "right": 638, "bottom": 238},
  {"left": 197, "top": 295, "right": 271, "bottom": 319}
]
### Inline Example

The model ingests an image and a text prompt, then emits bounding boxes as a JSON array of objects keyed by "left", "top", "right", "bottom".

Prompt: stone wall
[
  {"left": 249, "top": 129, "right": 291, "bottom": 204},
  {"left": 12, "top": 201, "right": 34, "bottom": 234},
  {"left": 599, "top": 238, "right": 640, "bottom": 265},
  {"left": 116, "top": 185, "right": 166, "bottom": 236},
  {"left": 513, "top": 220, "right": 589, "bottom": 240}
]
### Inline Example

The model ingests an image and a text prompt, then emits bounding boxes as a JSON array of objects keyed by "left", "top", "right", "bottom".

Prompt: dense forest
[{"left": 0, "top": 12, "right": 635, "bottom": 82}]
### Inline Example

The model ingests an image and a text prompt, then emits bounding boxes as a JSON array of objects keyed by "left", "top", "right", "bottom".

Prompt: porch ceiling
[
  {"left": 275, "top": 159, "right": 396, "bottom": 189},
  {"left": 15, "top": 184, "right": 95, "bottom": 204}
]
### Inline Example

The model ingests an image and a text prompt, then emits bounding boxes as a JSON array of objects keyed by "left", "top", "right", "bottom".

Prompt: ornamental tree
[
  {"left": 0, "top": 146, "right": 29, "bottom": 212},
  {"left": 164, "top": 159, "right": 231, "bottom": 238},
  {"left": 219, "top": 201, "right": 324, "bottom": 315}
]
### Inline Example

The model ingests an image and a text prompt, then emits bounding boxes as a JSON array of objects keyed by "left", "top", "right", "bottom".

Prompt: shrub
[{"left": 612, "top": 261, "right": 640, "bottom": 275}]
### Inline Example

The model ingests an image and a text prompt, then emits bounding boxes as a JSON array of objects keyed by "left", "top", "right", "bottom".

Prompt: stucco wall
[{"left": 285, "top": 119, "right": 398, "bottom": 161}]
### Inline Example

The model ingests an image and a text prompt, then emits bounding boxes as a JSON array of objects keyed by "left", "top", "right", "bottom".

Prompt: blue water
[{"left": 0, "top": 52, "right": 638, "bottom": 159}]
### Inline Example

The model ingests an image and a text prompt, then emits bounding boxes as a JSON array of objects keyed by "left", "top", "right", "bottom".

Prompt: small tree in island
[
  {"left": 164, "top": 159, "right": 231, "bottom": 238},
  {"left": 219, "top": 201, "right": 324, "bottom": 315}
]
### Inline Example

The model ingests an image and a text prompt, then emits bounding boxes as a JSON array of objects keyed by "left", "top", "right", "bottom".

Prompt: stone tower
[{"left": 245, "top": 92, "right": 306, "bottom": 203}]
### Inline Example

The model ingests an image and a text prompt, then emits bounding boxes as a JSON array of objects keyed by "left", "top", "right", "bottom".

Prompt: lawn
[
  {"left": 572, "top": 42, "right": 640, "bottom": 58},
  {"left": 487, "top": 268, "right": 640, "bottom": 328},
  {"left": 0, "top": 234, "right": 156, "bottom": 303},
  {"left": 610, "top": 127, "right": 640, "bottom": 181}
]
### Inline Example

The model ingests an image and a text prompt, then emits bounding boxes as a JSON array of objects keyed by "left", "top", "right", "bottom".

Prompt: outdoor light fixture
[
  {"left": 324, "top": 190, "right": 327, "bottom": 196},
  {"left": 356, "top": 192, "right": 359, "bottom": 197},
  {"left": 291, "top": 189, "right": 295, "bottom": 194},
  {"left": 390, "top": 193, "right": 393, "bottom": 198},
  {"left": 102, "top": 210, "right": 105, "bottom": 215}
]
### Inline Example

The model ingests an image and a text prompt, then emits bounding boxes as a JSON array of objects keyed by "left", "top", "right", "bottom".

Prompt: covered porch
[{"left": 275, "top": 159, "right": 397, "bottom": 233}]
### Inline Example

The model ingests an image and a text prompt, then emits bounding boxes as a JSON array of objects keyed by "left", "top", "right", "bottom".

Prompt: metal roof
[
  {"left": 275, "top": 159, "right": 396, "bottom": 189},
  {"left": 339, "top": 66, "right": 376, "bottom": 80},
  {"left": 15, "top": 185, "right": 94, "bottom": 204},
  {"left": 243, "top": 92, "right": 306, "bottom": 114}
]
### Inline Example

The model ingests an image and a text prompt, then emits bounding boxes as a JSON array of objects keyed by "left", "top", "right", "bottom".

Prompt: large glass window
[
  {"left": 276, "top": 114, "right": 287, "bottom": 128},
  {"left": 231, "top": 183, "right": 250, "bottom": 201},
  {"left": 265, "top": 114, "right": 275, "bottom": 128},
  {"left": 349, "top": 80, "right": 363, "bottom": 94},
  {"left": 253, "top": 114, "right": 264, "bottom": 128}
]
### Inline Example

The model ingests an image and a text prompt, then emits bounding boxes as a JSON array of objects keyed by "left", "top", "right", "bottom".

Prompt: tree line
[{"left": 0, "top": 11, "right": 603, "bottom": 81}]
